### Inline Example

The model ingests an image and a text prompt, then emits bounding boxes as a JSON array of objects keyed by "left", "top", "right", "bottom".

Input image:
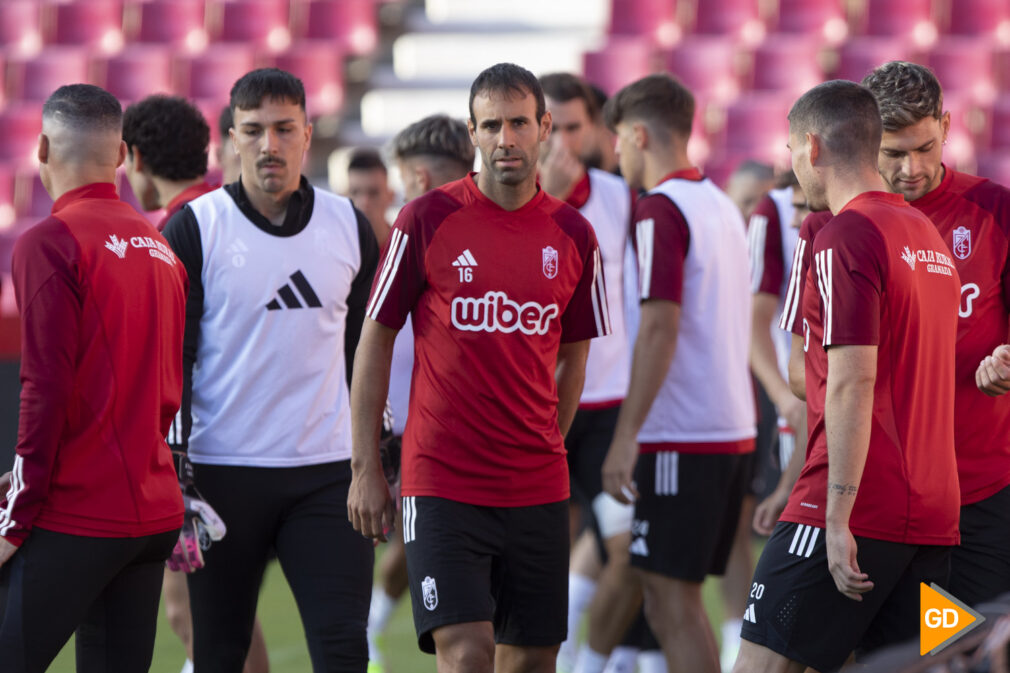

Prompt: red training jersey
[
  {"left": 157, "top": 180, "right": 218, "bottom": 232},
  {"left": 0, "top": 183, "right": 188, "bottom": 545},
  {"left": 782, "top": 192, "right": 961, "bottom": 545},
  {"left": 367, "top": 174, "right": 610, "bottom": 507},
  {"left": 911, "top": 166, "right": 1010, "bottom": 504}
]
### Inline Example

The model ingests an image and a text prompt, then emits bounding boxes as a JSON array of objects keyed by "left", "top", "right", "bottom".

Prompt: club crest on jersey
[
  {"left": 953, "top": 226, "right": 972, "bottom": 260},
  {"left": 105, "top": 234, "right": 128, "bottom": 259},
  {"left": 542, "top": 245, "right": 558, "bottom": 279},
  {"left": 901, "top": 246, "right": 916, "bottom": 270},
  {"left": 422, "top": 576, "right": 438, "bottom": 611}
]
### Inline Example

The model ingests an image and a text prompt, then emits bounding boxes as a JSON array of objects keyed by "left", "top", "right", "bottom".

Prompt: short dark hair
[
  {"left": 43, "top": 83, "right": 122, "bottom": 132},
  {"left": 788, "top": 80, "right": 882, "bottom": 166},
  {"left": 123, "top": 95, "right": 209, "bottom": 180},
  {"left": 776, "top": 169, "right": 800, "bottom": 189},
  {"left": 392, "top": 114, "right": 474, "bottom": 173},
  {"left": 539, "top": 73, "right": 598, "bottom": 120},
  {"left": 230, "top": 68, "right": 306, "bottom": 115},
  {"left": 218, "top": 105, "right": 233, "bottom": 141},
  {"left": 348, "top": 147, "right": 387, "bottom": 176},
  {"left": 586, "top": 83, "right": 608, "bottom": 116},
  {"left": 469, "top": 63, "right": 545, "bottom": 124},
  {"left": 861, "top": 61, "right": 944, "bottom": 132},
  {"left": 604, "top": 74, "right": 694, "bottom": 140}
]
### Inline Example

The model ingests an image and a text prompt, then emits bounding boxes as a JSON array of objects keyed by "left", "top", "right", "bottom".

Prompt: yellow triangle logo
[{"left": 920, "top": 583, "right": 985, "bottom": 656}]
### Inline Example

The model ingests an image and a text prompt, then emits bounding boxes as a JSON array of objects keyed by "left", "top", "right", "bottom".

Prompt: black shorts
[
  {"left": 566, "top": 405, "right": 620, "bottom": 508},
  {"left": 629, "top": 451, "right": 748, "bottom": 582},
  {"left": 741, "top": 521, "right": 951, "bottom": 672},
  {"left": 401, "top": 496, "right": 569, "bottom": 654},
  {"left": 950, "top": 482, "right": 1010, "bottom": 606}
]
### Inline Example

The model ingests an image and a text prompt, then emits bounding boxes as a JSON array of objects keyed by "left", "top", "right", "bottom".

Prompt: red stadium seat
[
  {"left": 13, "top": 167, "right": 52, "bottom": 220},
  {"left": 941, "top": 92, "right": 979, "bottom": 170},
  {"left": 6, "top": 47, "right": 91, "bottom": 103},
  {"left": 91, "top": 45, "right": 173, "bottom": 103},
  {"left": 40, "top": 0, "right": 124, "bottom": 53},
  {"left": 290, "top": 0, "right": 379, "bottom": 56},
  {"left": 692, "top": 0, "right": 764, "bottom": 46},
  {"left": 207, "top": 0, "right": 291, "bottom": 52},
  {"left": 750, "top": 35, "right": 824, "bottom": 95},
  {"left": 0, "top": 1, "right": 43, "bottom": 53},
  {"left": 945, "top": 0, "right": 1010, "bottom": 39},
  {"left": 0, "top": 105, "right": 42, "bottom": 165},
  {"left": 607, "top": 0, "right": 680, "bottom": 47},
  {"left": 833, "top": 37, "right": 917, "bottom": 82},
  {"left": 270, "top": 42, "right": 345, "bottom": 117},
  {"left": 718, "top": 92, "right": 792, "bottom": 166},
  {"left": 927, "top": 38, "right": 996, "bottom": 105},
  {"left": 774, "top": 0, "right": 847, "bottom": 43},
  {"left": 663, "top": 36, "right": 739, "bottom": 106},
  {"left": 985, "top": 94, "right": 1010, "bottom": 149},
  {"left": 173, "top": 45, "right": 256, "bottom": 102},
  {"left": 856, "top": 0, "right": 936, "bottom": 47},
  {"left": 123, "top": 0, "right": 207, "bottom": 51},
  {"left": 0, "top": 164, "right": 16, "bottom": 232},
  {"left": 977, "top": 152, "right": 1010, "bottom": 186},
  {"left": 582, "top": 38, "right": 655, "bottom": 97}
]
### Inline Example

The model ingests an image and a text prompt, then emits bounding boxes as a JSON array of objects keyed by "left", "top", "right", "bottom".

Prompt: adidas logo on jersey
[
  {"left": 451, "top": 291, "right": 558, "bottom": 335},
  {"left": 630, "top": 537, "right": 649, "bottom": 557},
  {"left": 105, "top": 234, "right": 128, "bottom": 259},
  {"left": 743, "top": 604, "right": 757, "bottom": 623},
  {"left": 452, "top": 249, "right": 478, "bottom": 268},
  {"left": 266, "top": 271, "right": 323, "bottom": 310}
]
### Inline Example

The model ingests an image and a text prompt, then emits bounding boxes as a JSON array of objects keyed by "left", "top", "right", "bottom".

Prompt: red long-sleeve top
[{"left": 0, "top": 183, "right": 187, "bottom": 545}]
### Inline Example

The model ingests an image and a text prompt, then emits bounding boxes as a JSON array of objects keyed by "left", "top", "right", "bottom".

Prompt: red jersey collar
[
  {"left": 838, "top": 190, "right": 907, "bottom": 214},
  {"left": 656, "top": 167, "right": 704, "bottom": 185},
  {"left": 52, "top": 182, "right": 118, "bottom": 214},
  {"left": 909, "top": 163, "right": 953, "bottom": 209},
  {"left": 565, "top": 171, "right": 591, "bottom": 209},
  {"left": 164, "top": 181, "right": 218, "bottom": 217},
  {"left": 465, "top": 171, "right": 547, "bottom": 213}
]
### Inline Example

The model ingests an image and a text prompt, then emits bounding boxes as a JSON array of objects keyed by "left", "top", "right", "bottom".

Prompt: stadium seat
[
  {"left": 750, "top": 35, "right": 824, "bottom": 95},
  {"left": 290, "top": 0, "right": 379, "bottom": 56},
  {"left": 608, "top": 0, "right": 680, "bottom": 47},
  {"left": 0, "top": 105, "right": 42, "bottom": 166},
  {"left": 945, "top": 0, "right": 1010, "bottom": 40},
  {"left": 663, "top": 36, "right": 739, "bottom": 106},
  {"left": 0, "top": 164, "right": 16, "bottom": 233},
  {"left": 13, "top": 167, "right": 52, "bottom": 220},
  {"left": 856, "top": 0, "right": 937, "bottom": 47},
  {"left": 207, "top": 0, "right": 291, "bottom": 52},
  {"left": 976, "top": 152, "right": 1010, "bottom": 186},
  {"left": 270, "top": 42, "right": 345, "bottom": 117},
  {"left": 91, "top": 45, "right": 174, "bottom": 104},
  {"left": 942, "top": 92, "right": 979, "bottom": 170},
  {"left": 718, "top": 92, "right": 792, "bottom": 166},
  {"left": 0, "top": 0, "right": 42, "bottom": 54},
  {"left": 692, "top": 0, "right": 765, "bottom": 46},
  {"left": 833, "top": 37, "right": 917, "bottom": 82},
  {"left": 6, "top": 48, "right": 91, "bottom": 103},
  {"left": 122, "top": 0, "right": 208, "bottom": 52},
  {"left": 583, "top": 37, "right": 655, "bottom": 97},
  {"left": 173, "top": 45, "right": 256, "bottom": 102},
  {"left": 40, "top": 0, "right": 124, "bottom": 53},
  {"left": 927, "top": 38, "right": 996, "bottom": 105},
  {"left": 985, "top": 94, "right": 1010, "bottom": 149},
  {"left": 774, "top": 0, "right": 847, "bottom": 43}
]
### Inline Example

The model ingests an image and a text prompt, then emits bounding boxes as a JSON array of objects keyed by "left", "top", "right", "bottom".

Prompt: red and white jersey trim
[
  {"left": 748, "top": 213, "right": 769, "bottom": 294},
  {"left": 591, "top": 247, "right": 610, "bottom": 337},
  {"left": 0, "top": 455, "right": 24, "bottom": 538},
  {"left": 368, "top": 228, "right": 409, "bottom": 320},
  {"left": 636, "top": 217, "right": 655, "bottom": 299},
  {"left": 779, "top": 237, "right": 807, "bottom": 332},
  {"left": 815, "top": 248, "right": 833, "bottom": 346}
]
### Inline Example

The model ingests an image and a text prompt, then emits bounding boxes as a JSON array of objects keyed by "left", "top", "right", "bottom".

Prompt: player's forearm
[
  {"left": 824, "top": 346, "right": 876, "bottom": 528},
  {"left": 788, "top": 333, "right": 807, "bottom": 401},
  {"left": 556, "top": 340, "right": 589, "bottom": 437},
  {"left": 349, "top": 319, "right": 396, "bottom": 473},
  {"left": 750, "top": 305, "right": 793, "bottom": 408},
  {"left": 612, "top": 302, "right": 680, "bottom": 443},
  {"left": 775, "top": 417, "right": 806, "bottom": 495}
]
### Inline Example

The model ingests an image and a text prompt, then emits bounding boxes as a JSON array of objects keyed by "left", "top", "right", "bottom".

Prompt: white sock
[
  {"left": 558, "top": 573, "right": 598, "bottom": 671},
  {"left": 574, "top": 646, "right": 609, "bottom": 673},
  {"left": 180, "top": 660, "right": 194, "bottom": 673},
  {"left": 637, "top": 650, "right": 667, "bottom": 673},
  {"left": 603, "top": 645, "right": 638, "bottom": 673},
  {"left": 367, "top": 591, "right": 398, "bottom": 661},
  {"left": 720, "top": 618, "right": 743, "bottom": 673}
]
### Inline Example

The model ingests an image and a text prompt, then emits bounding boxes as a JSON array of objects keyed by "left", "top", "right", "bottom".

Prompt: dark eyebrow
[{"left": 508, "top": 115, "right": 531, "bottom": 124}]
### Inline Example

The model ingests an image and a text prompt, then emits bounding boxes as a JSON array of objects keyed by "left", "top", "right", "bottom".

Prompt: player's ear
[
  {"left": 128, "top": 144, "right": 143, "bottom": 172},
  {"left": 539, "top": 110, "right": 552, "bottom": 142},
  {"left": 633, "top": 122, "right": 647, "bottom": 150},
  {"left": 418, "top": 165, "right": 432, "bottom": 193},
  {"left": 940, "top": 111, "right": 951, "bottom": 144},
  {"left": 36, "top": 133, "right": 49, "bottom": 165},
  {"left": 467, "top": 118, "right": 478, "bottom": 146},
  {"left": 806, "top": 132, "right": 820, "bottom": 164},
  {"left": 116, "top": 140, "right": 127, "bottom": 169}
]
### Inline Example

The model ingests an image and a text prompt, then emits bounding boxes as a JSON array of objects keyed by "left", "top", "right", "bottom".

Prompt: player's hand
[
  {"left": 752, "top": 488, "right": 789, "bottom": 536},
  {"left": 0, "top": 536, "right": 18, "bottom": 568},
  {"left": 347, "top": 460, "right": 396, "bottom": 544},
  {"left": 166, "top": 453, "right": 227, "bottom": 573},
  {"left": 777, "top": 396, "right": 806, "bottom": 435},
  {"left": 602, "top": 434, "right": 640, "bottom": 505},
  {"left": 825, "top": 524, "right": 873, "bottom": 601},
  {"left": 539, "top": 138, "right": 583, "bottom": 201},
  {"left": 976, "top": 344, "right": 1010, "bottom": 397}
]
